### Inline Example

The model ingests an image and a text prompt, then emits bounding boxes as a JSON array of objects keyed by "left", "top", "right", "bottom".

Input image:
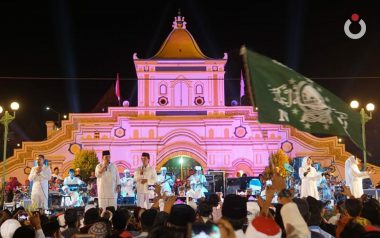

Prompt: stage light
[
  {"left": 350, "top": 100, "right": 359, "bottom": 109},
  {"left": 366, "top": 103, "right": 375, "bottom": 112}
]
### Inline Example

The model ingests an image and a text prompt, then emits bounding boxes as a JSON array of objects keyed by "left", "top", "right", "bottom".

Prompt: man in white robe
[
  {"left": 64, "top": 169, "right": 84, "bottom": 185},
  {"left": 345, "top": 155, "right": 372, "bottom": 198},
  {"left": 61, "top": 185, "right": 81, "bottom": 207},
  {"left": 28, "top": 154, "right": 51, "bottom": 209},
  {"left": 299, "top": 156, "right": 321, "bottom": 199},
  {"left": 156, "top": 167, "right": 173, "bottom": 196},
  {"left": 95, "top": 150, "right": 121, "bottom": 210},
  {"left": 120, "top": 169, "right": 135, "bottom": 197},
  {"left": 134, "top": 152, "right": 157, "bottom": 209},
  {"left": 188, "top": 166, "right": 208, "bottom": 194}
]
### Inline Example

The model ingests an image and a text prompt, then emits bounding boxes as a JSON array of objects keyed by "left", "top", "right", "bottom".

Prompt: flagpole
[
  {"left": 240, "top": 45, "right": 272, "bottom": 159},
  {"left": 240, "top": 45, "right": 255, "bottom": 108}
]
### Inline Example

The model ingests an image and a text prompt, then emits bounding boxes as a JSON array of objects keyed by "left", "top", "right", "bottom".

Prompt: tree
[{"left": 72, "top": 150, "right": 99, "bottom": 182}]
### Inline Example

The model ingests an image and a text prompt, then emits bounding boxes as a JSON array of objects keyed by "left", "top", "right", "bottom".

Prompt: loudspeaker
[
  {"left": 226, "top": 178, "right": 241, "bottom": 195},
  {"left": 205, "top": 175, "right": 215, "bottom": 193},
  {"left": 208, "top": 171, "right": 225, "bottom": 194}
]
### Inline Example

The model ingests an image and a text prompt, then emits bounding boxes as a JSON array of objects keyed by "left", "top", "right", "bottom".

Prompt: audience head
[
  {"left": 42, "top": 218, "right": 60, "bottom": 238},
  {"left": 152, "top": 211, "right": 170, "bottom": 228},
  {"left": 89, "top": 221, "right": 110, "bottom": 238},
  {"left": 140, "top": 209, "right": 158, "bottom": 232},
  {"left": 293, "top": 198, "right": 310, "bottom": 223},
  {"left": 112, "top": 209, "right": 130, "bottom": 231},
  {"left": 361, "top": 198, "right": 380, "bottom": 226},
  {"left": 197, "top": 200, "right": 213, "bottom": 218},
  {"left": 168, "top": 204, "right": 196, "bottom": 228},
  {"left": 345, "top": 199, "right": 363, "bottom": 217},
  {"left": 207, "top": 193, "right": 221, "bottom": 207},
  {"left": 222, "top": 194, "right": 247, "bottom": 230},
  {"left": 84, "top": 207, "right": 100, "bottom": 226},
  {"left": 0, "top": 219, "right": 21, "bottom": 238},
  {"left": 13, "top": 226, "right": 34, "bottom": 238},
  {"left": 64, "top": 208, "right": 78, "bottom": 228}
]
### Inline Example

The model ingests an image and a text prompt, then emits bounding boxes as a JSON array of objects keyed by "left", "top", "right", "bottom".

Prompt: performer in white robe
[
  {"left": 188, "top": 166, "right": 208, "bottom": 194},
  {"left": 95, "top": 150, "right": 121, "bottom": 210},
  {"left": 134, "top": 152, "right": 157, "bottom": 209},
  {"left": 61, "top": 185, "right": 81, "bottom": 207},
  {"left": 120, "top": 169, "right": 135, "bottom": 197},
  {"left": 345, "top": 156, "right": 372, "bottom": 198},
  {"left": 156, "top": 167, "right": 173, "bottom": 196},
  {"left": 64, "top": 169, "right": 84, "bottom": 185},
  {"left": 299, "top": 156, "right": 321, "bottom": 199},
  {"left": 28, "top": 155, "right": 51, "bottom": 209}
]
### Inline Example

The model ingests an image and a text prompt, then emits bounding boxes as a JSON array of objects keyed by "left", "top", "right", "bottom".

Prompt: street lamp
[
  {"left": 0, "top": 102, "right": 19, "bottom": 207},
  {"left": 45, "top": 106, "right": 61, "bottom": 127},
  {"left": 179, "top": 157, "right": 184, "bottom": 181},
  {"left": 350, "top": 100, "right": 375, "bottom": 170}
]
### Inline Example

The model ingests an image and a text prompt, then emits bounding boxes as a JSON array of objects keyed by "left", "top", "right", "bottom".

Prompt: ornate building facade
[{"left": 4, "top": 14, "right": 379, "bottom": 185}]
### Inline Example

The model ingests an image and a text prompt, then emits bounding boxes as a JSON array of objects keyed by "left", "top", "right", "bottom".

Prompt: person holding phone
[
  {"left": 134, "top": 152, "right": 157, "bottom": 209},
  {"left": 299, "top": 156, "right": 321, "bottom": 199},
  {"left": 95, "top": 150, "right": 121, "bottom": 210},
  {"left": 28, "top": 154, "right": 51, "bottom": 209}
]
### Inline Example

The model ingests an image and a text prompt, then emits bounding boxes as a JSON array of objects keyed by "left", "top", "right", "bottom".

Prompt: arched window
[
  {"left": 160, "top": 84, "right": 167, "bottom": 94},
  {"left": 195, "top": 84, "right": 203, "bottom": 94}
]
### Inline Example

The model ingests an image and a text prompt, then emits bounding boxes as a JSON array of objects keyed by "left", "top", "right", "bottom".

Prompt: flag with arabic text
[{"left": 243, "top": 48, "right": 363, "bottom": 150}]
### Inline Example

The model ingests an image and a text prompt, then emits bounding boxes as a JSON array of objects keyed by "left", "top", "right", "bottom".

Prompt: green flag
[{"left": 242, "top": 47, "right": 363, "bottom": 150}]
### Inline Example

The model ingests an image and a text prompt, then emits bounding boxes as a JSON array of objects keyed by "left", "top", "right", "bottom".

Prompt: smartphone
[
  {"left": 18, "top": 214, "right": 28, "bottom": 222},
  {"left": 188, "top": 223, "right": 221, "bottom": 238},
  {"left": 176, "top": 197, "right": 187, "bottom": 203}
]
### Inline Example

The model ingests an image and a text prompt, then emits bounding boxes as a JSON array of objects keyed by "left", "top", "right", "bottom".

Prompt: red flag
[{"left": 115, "top": 73, "right": 121, "bottom": 104}]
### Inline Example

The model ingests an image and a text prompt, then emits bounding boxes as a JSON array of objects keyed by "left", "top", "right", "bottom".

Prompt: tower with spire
[{"left": 133, "top": 11, "right": 228, "bottom": 108}]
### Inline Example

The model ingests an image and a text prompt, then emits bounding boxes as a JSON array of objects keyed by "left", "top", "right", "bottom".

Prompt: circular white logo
[{"left": 344, "top": 13, "right": 366, "bottom": 39}]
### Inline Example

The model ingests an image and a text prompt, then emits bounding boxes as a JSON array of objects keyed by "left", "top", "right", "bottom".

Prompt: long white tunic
[
  {"left": 188, "top": 174, "right": 208, "bottom": 193},
  {"left": 120, "top": 177, "right": 135, "bottom": 197},
  {"left": 156, "top": 174, "right": 173, "bottom": 195},
  {"left": 95, "top": 163, "right": 121, "bottom": 210},
  {"left": 28, "top": 166, "right": 51, "bottom": 209},
  {"left": 61, "top": 191, "right": 81, "bottom": 207},
  {"left": 134, "top": 165, "right": 157, "bottom": 208},
  {"left": 349, "top": 163, "right": 369, "bottom": 198},
  {"left": 63, "top": 176, "right": 83, "bottom": 185},
  {"left": 299, "top": 166, "right": 321, "bottom": 199}
]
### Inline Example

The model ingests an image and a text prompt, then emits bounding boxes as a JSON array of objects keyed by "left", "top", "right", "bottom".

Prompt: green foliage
[{"left": 72, "top": 150, "right": 99, "bottom": 181}]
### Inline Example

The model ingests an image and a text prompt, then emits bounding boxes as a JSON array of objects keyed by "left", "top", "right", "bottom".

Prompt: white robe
[
  {"left": 61, "top": 191, "right": 81, "bottom": 207},
  {"left": 120, "top": 177, "right": 135, "bottom": 197},
  {"left": 188, "top": 174, "right": 208, "bottom": 193},
  {"left": 134, "top": 165, "right": 157, "bottom": 209},
  {"left": 349, "top": 163, "right": 369, "bottom": 198},
  {"left": 95, "top": 163, "right": 121, "bottom": 210},
  {"left": 299, "top": 166, "right": 321, "bottom": 199},
  {"left": 28, "top": 166, "right": 51, "bottom": 209},
  {"left": 63, "top": 176, "right": 84, "bottom": 185},
  {"left": 157, "top": 174, "right": 173, "bottom": 195}
]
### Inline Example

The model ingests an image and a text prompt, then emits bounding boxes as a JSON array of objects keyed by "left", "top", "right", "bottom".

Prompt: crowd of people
[{"left": 1, "top": 151, "right": 379, "bottom": 237}]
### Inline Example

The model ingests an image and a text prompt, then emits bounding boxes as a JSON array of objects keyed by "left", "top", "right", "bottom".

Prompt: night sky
[{"left": 0, "top": 0, "right": 379, "bottom": 165}]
